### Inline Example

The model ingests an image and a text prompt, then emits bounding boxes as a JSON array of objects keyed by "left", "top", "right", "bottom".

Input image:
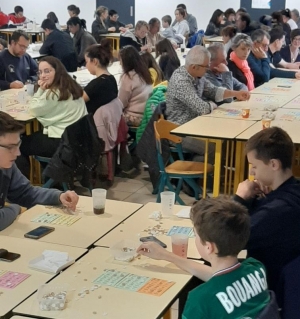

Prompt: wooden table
[
  {"left": 94, "top": 202, "right": 200, "bottom": 259},
  {"left": 102, "top": 33, "right": 120, "bottom": 50},
  {"left": 204, "top": 106, "right": 265, "bottom": 121},
  {"left": 0, "top": 28, "right": 45, "bottom": 42},
  {"left": 171, "top": 117, "right": 256, "bottom": 197},
  {"left": 13, "top": 247, "right": 191, "bottom": 319},
  {"left": 0, "top": 236, "right": 86, "bottom": 318},
  {"left": 0, "top": 197, "right": 142, "bottom": 249}
]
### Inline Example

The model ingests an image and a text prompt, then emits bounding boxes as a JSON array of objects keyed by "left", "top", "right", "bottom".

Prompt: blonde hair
[
  {"left": 135, "top": 20, "right": 149, "bottom": 31},
  {"left": 95, "top": 6, "right": 108, "bottom": 18}
]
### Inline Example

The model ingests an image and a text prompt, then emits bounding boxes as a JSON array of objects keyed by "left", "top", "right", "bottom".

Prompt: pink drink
[{"left": 171, "top": 234, "right": 189, "bottom": 258}]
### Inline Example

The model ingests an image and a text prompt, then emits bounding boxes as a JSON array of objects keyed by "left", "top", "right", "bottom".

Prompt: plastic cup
[
  {"left": 17, "top": 91, "right": 27, "bottom": 105},
  {"left": 180, "top": 44, "right": 185, "bottom": 53},
  {"left": 92, "top": 188, "right": 107, "bottom": 215},
  {"left": 171, "top": 234, "right": 189, "bottom": 258},
  {"left": 26, "top": 84, "right": 35, "bottom": 96},
  {"left": 160, "top": 191, "right": 175, "bottom": 217},
  {"left": 262, "top": 119, "right": 272, "bottom": 130},
  {"left": 241, "top": 108, "right": 250, "bottom": 119}
]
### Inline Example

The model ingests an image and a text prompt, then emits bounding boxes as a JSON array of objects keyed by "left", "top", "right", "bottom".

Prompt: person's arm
[
  {"left": 39, "top": 36, "right": 52, "bottom": 55},
  {"left": 137, "top": 242, "right": 213, "bottom": 282},
  {"left": 120, "top": 36, "right": 140, "bottom": 51},
  {"left": 28, "top": 88, "right": 53, "bottom": 117},
  {"left": 93, "top": 21, "right": 109, "bottom": 35},
  {"left": 0, "top": 57, "right": 10, "bottom": 90},
  {"left": 28, "top": 55, "right": 38, "bottom": 82},
  {"left": 118, "top": 74, "right": 132, "bottom": 109},
  {"left": 204, "top": 23, "right": 217, "bottom": 36},
  {"left": 0, "top": 204, "right": 21, "bottom": 231},
  {"left": 247, "top": 53, "right": 270, "bottom": 85},
  {"left": 270, "top": 66, "right": 298, "bottom": 79},
  {"left": 189, "top": 16, "right": 198, "bottom": 35},
  {"left": 83, "top": 91, "right": 90, "bottom": 102}
]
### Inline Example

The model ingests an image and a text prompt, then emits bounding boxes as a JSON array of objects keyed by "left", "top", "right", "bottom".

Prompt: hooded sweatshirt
[
  {"left": 120, "top": 29, "right": 147, "bottom": 51},
  {"left": 234, "top": 176, "right": 300, "bottom": 292}
]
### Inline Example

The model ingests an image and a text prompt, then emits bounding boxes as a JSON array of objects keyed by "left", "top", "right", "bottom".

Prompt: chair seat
[{"left": 165, "top": 160, "right": 213, "bottom": 175}]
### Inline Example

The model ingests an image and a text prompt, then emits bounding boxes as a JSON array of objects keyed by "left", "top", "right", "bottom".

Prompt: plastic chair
[
  {"left": 154, "top": 119, "right": 213, "bottom": 205},
  {"left": 33, "top": 155, "right": 69, "bottom": 191}
]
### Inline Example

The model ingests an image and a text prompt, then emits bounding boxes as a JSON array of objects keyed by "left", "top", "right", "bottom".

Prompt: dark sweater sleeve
[
  {"left": 0, "top": 204, "right": 20, "bottom": 231},
  {"left": 120, "top": 36, "right": 141, "bottom": 51},
  {"left": 0, "top": 57, "right": 10, "bottom": 90},
  {"left": 247, "top": 54, "right": 270, "bottom": 85},
  {"left": 28, "top": 55, "right": 38, "bottom": 82},
  {"left": 204, "top": 22, "right": 218, "bottom": 36},
  {"left": 270, "top": 67, "right": 296, "bottom": 79},
  {"left": 39, "top": 36, "right": 52, "bottom": 55}
]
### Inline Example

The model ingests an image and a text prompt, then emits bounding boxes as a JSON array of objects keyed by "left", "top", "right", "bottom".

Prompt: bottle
[{"left": 33, "top": 18, "right": 36, "bottom": 31}]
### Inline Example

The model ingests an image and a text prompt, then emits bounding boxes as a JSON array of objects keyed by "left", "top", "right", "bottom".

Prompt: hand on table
[
  {"left": 10, "top": 81, "right": 24, "bottom": 89},
  {"left": 235, "top": 91, "right": 250, "bottom": 101},
  {"left": 295, "top": 72, "right": 300, "bottom": 80},
  {"left": 60, "top": 191, "right": 79, "bottom": 211},
  {"left": 141, "top": 44, "right": 152, "bottom": 53},
  {"left": 137, "top": 242, "right": 170, "bottom": 260},
  {"left": 236, "top": 180, "right": 263, "bottom": 200}
]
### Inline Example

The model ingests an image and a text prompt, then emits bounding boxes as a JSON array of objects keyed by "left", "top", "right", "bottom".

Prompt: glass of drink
[
  {"left": 160, "top": 191, "right": 175, "bottom": 218},
  {"left": 92, "top": 188, "right": 107, "bottom": 215},
  {"left": 171, "top": 234, "right": 189, "bottom": 258}
]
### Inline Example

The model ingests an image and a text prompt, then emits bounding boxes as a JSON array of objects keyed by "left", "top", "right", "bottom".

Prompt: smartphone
[
  {"left": 140, "top": 236, "right": 167, "bottom": 248},
  {"left": 277, "top": 85, "right": 292, "bottom": 88},
  {"left": 24, "top": 226, "right": 55, "bottom": 239},
  {"left": 0, "top": 249, "right": 21, "bottom": 262}
]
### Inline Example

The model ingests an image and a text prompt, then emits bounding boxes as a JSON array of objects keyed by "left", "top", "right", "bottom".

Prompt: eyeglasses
[
  {"left": 0, "top": 140, "right": 22, "bottom": 152},
  {"left": 260, "top": 43, "right": 269, "bottom": 48},
  {"left": 36, "top": 69, "right": 53, "bottom": 76},
  {"left": 194, "top": 64, "right": 210, "bottom": 70},
  {"left": 16, "top": 42, "right": 29, "bottom": 50}
]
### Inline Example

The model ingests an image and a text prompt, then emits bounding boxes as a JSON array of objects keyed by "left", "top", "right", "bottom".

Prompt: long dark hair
[
  {"left": 67, "top": 16, "right": 87, "bottom": 30},
  {"left": 155, "top": 38, "right": 180, "bottom": 62},
  {"left": 39, "top": 56, "right": 83, "bottom": 101},
  {"left": 210, "top": 9, "right": 224, "bottom": 26},
  {"left": 119, "top": 46, "right": 152, "bottom": 85},
  {"left": 140, "top": 51, "right": 164, "bottom": 83},
  {"left": 85, "top": 38, "right": 113, "bottom": 68},
  {"left": 47, "top": 12, "right": 59, "bottom": 24}
]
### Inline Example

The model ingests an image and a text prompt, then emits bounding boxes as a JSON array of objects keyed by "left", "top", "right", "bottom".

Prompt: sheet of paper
[
  {"left": 93, "top": 269, "right": 129, "bottom": 287},
  {"left": 251, "top": 0, "right": 271, "bottom": 9},
  {"left": 277, "top": 110, "right": 300, "bottom": 121},
  {"left": 0, "top": 271, "right": 30, "bottom": 289},
  {"left": 31, "top": 212, "right": 81, "bottom": 226},
  {"left": 138, "top": 278, "right": 175, "bottom": 296},
  {"left": 167, "top": 226, "right": 194, "bottom": 237},
  {"left": 283, "top": 96, "right": 300, "bottom": 109},
  {"left": 115, "top": 273, "right": 151, "bottom": 291},
  {"left": 253, "top": 86, "right": 293, "bottom": 94}
]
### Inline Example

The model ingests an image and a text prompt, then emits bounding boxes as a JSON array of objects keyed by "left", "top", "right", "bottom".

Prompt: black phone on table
[
  {"left": 0, "top": 248, "right": 21, "bottom": 262},
  {"left": 24, "top": 226, "right": 55, "bottom": 239},
  {"left": 140, "top": 236, "right": 167, "bottom": 248}
]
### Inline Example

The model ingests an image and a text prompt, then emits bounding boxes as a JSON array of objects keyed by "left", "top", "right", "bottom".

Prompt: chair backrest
[{"left": 154, "top": 118, "right": 182, "bottom": 145}]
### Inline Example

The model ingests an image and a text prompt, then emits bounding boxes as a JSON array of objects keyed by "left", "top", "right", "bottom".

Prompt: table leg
[
  {"left": 116, "top": 38, "right": 120, "bottom": 51},
  {"left": 163, "top": 308, "right": 171, "bottom": 319},
  {"left": 228, "top": 140, "right": 235, "bottom": 195},
  {"left": 212, "top": 140, "right": 222, "bottom": 197},
  {"left": 33, "top": 119, "right": 42, "bottom": 185},
  {"left": 202, "top": 138, "right": 208, "bottom": 198},
  {"left": 233, "top": 141, "right": 245, "bottom": 193}
]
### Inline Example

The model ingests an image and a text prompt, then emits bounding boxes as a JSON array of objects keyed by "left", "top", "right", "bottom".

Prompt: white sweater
[{"left": 29, "top": 88, "right": 87, "bottom": 138}]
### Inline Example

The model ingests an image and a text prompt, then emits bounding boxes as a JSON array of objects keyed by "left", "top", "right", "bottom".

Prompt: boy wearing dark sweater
[{"left": 234, "top": 127, "right": 300, "bottom": 293}]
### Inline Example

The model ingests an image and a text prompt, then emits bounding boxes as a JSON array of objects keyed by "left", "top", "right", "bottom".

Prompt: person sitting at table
[
  {"left": 47, "top": 12, "right": 61, "bottom": 30},
  {"left": 204, "top": 9, "right": 224, "bottom": 37},
  {"left": 235, "top": 12, "right": 257, "bottom": 36},
  {"left": 171, "top": 4, "right": 198, "bottom": 36},
  {"left": 173, "top": 7, "right": 189, "bottom": 39},
  {"left": 155, "top": 38, "right": 180, "bottom": 80},
  {"left": 247, "top": 29, "right": 271, "bottom": 87},
  {"left": 39, "top": 19, "right": 77, "bottom": 72},
  {"left": 106, "top": 9, "right": 133, "bottom": 33},
  {"left": 280, "top": 28, "right": 300, "bottom": 63},
  {"left": 282, "top": 9, "right": 298, "bottom": 31},
  {"left": 234, "top": 127, "right": 300, "bottom": 294},
  {"left": 224, "top": 8, "right": 236, "bottom": 25},
  {"left": 92, "top": 6, "right": 116, "bottom": 43},
  {"left": 118, "top": 46, "right": 153, "bottom": 126},
  {"left": 221, "top": 25, "right": 237, "bottom": 55},
  {"left": 8, "top": 6, "right": 30, "bottom": 24},
  {"left": 137, "top": 197, "right": 273, "bottom": 319},
  {"left": 67, "top": 4, "right": 80, "bottom": 18},
  {"left": 140, "top": 51, "right": 164, "bottom": 86},
  {"left": 67, "top": 17, "right": 97, "bottom": 67},
  {"left": 205, "top": 43, "right": 247, "bottom": 103},
  {"left": 271, "top": 11, "right": 292, "bottom": 45},
  {"left": 120, "top": 21, "right": 151, "bottom": 52},
  {"left": 268, "top": 27, "right": 300, "bottom": 77},
  {"left": 0, "top": 112, "right": 80, "bottom": 231},
  {"left": 227, "top": 34, "right": 255, "bottom": 91},
  {"left": 0, "top": 30, "right": 38, "bottom": 91},
  {"left": 17, "top": 56, "right": 87, "bottom": 178},
  {"left": 0, "top": 38, "right": 7, "bottom": 51},
  {"left": 0, "top": 8, "right": 9, "bottom": 28},
  {"left": 146, "top": 18, "right": 164, "bottom": 50},
  {"left": 83, "top": 40, "right": 118, "bottom": 114},
  {"left": 166, "top": 45, "right": 250, "bottom": 163}
]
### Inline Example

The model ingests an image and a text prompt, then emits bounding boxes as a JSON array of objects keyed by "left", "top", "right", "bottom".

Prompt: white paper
[
  {"left": 176, "top": 207, "right": 191, "bottom": 219},
  {"left": 251, "top": 0, "right": 271, "bottom": 9}
]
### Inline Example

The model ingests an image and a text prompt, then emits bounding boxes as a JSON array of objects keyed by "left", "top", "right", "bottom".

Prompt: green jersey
[{"left": 183, "top": 258, "right": 270, "bottom": 319}]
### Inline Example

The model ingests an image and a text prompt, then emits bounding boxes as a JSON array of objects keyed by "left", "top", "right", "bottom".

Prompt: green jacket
[{"left": 136, "top": 84, "right": 167, "bottom": 142}]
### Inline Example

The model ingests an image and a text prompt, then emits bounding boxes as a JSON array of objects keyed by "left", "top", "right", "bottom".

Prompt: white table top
[
  {"left": 251, "top": 83, "right": 300, "bottom": 96},
  {"left": 171, "top": 116, "right": 257, "bottom": 140},
  {"left": 0, "top": 236, "right": 86, "bottom": 317},
  {"left": 14, "top": 247, "right": 191, "bottom": 319},
  {"left": 204, "top": 36, "right": 223, "bottom": 42},
  {"left": 94, "top": 202, "right": 200, "bottom": 259},
  {"left": 282, "top": 94, "right": 300, "bottom": 109},
  {"left": 0, "top": 28, "right": 44, "bottom": 34},
  {"left": 27, "top": 50, "right": 46, "bottom": 59},
  {"left": 0, "top": 197, "right": 142, "bottom": 249},
  {"left": 102, "top": 33, "right": 121, "bottom": 37}
]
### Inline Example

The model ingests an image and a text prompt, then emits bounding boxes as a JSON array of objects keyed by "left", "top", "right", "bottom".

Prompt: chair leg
[
  {"left": 156, "top": 174, "right": 166, "bottom": 203},
  {"left": 62, "top": 183, "right": 69, "bottom": 191},
  {"left": 185, "top": 178, "right": 201, "bottom": 200},
  {"left": 43, "top": 178, "right": 54, "bottom": 188},
  {"left": 165, "top": 178, "right": 185, "bottom": 205},
  {"left": 106, "top": 151, "right": 113, "bottom": 182}
]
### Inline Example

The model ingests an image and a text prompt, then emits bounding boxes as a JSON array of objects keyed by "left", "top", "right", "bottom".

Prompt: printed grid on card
[
  {"left": 167, "top": 226, "right": 194, "bottom": 237},
  {"left": 31, "top": 212, "right": 81, "bottom": 226},
  {"left": 0, "top": 271, "right": 30, "bottom": 289}
]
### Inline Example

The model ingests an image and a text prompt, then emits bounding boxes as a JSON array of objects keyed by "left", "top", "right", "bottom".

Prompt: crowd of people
[{"left": 0, "top": 3, "right": 300, "bottom": 318}]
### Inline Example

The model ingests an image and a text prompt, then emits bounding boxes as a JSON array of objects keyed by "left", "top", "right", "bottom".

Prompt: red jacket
[
  {"left": 0, "top": 12, "right": 9, "bottom": 27},
  {"left": 8, "top": 14, "right": 26, "bottom": 24}
]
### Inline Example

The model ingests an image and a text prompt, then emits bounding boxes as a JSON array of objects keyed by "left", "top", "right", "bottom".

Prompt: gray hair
[
  {"left": 231, "top": 34, "right": 253, "bottom": 50},
  {"left": 185, "top": 45, "right": 210, "bottom": 66},
  {"left": 207, "top": 43, "right": 225, "bottom": 61},
  {"left": 251, "top": 29, "right": 270, "bottom": 42},
  {"left": 292, "top": 9, "right": 300, "bottom": 18}
]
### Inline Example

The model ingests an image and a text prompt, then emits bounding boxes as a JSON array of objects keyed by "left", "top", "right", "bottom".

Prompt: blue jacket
[
  {"left": 234, "top": 177, "right": 300, "bottom": 292},
  {"left": 0, "top": 164, "right": 62, "bottom": 231},
  {"left": 247, "top": 52, "right": 270, "bottom": 87}
]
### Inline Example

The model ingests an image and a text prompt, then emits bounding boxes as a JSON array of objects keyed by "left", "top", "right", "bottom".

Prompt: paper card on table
[
  {"left": 93, "top": 269, "right": 128, "bottom": 287},
  {"left": 31, "top": 212, "right": 81, "bottom": 226},
  {"left": 0, "top": 271, "right": 30, "bottom": 289},
  {"left": 277, "top": 110, "right": 300, "bottom": 121},
  {"left": 115, "top": 273, "right": 151, "bottom": 291},
  {"left": 167, "top": 226, "right": 194, "bottom": 237},
  {"left": 138, "top": 278, "right": 175, "bottom": 296}
]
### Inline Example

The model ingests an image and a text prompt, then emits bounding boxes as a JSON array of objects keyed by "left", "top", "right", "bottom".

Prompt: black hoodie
[{"left": 234, "top": 177, "right": 300, "bottom": 292}]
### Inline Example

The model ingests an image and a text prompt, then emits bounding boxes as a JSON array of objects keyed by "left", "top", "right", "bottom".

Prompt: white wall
[{"left": 286, "top": 0, "right": 300, "bottom": 10}]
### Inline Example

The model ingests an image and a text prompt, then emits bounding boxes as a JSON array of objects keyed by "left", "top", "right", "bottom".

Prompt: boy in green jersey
[{"left": 137, "top": 197, "right": 271, "bottom": 318}]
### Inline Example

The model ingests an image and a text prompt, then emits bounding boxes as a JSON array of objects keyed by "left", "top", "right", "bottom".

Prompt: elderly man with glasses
[
  {"left": 166, "top": 45, "right": 249, "bottom": 164},
  {"left": 0, "top": 30, "right": 38, "bottom": 91}
]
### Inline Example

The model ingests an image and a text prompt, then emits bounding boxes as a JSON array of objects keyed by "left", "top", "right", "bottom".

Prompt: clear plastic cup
[
  {"left": 17, "top": 91, "right": 27, "bottom": 105},
  {"left": 26, "top": 83, "right": 35, "bottom": 96},
  {"left": 92, "top": 188, "right": 107, "bottom": 215},
  {"left": 160, "top": 191, "right": 175, "bottom": 217},
  {"left": 171, "top": 234, "right": 189, "bottom": 258}
]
